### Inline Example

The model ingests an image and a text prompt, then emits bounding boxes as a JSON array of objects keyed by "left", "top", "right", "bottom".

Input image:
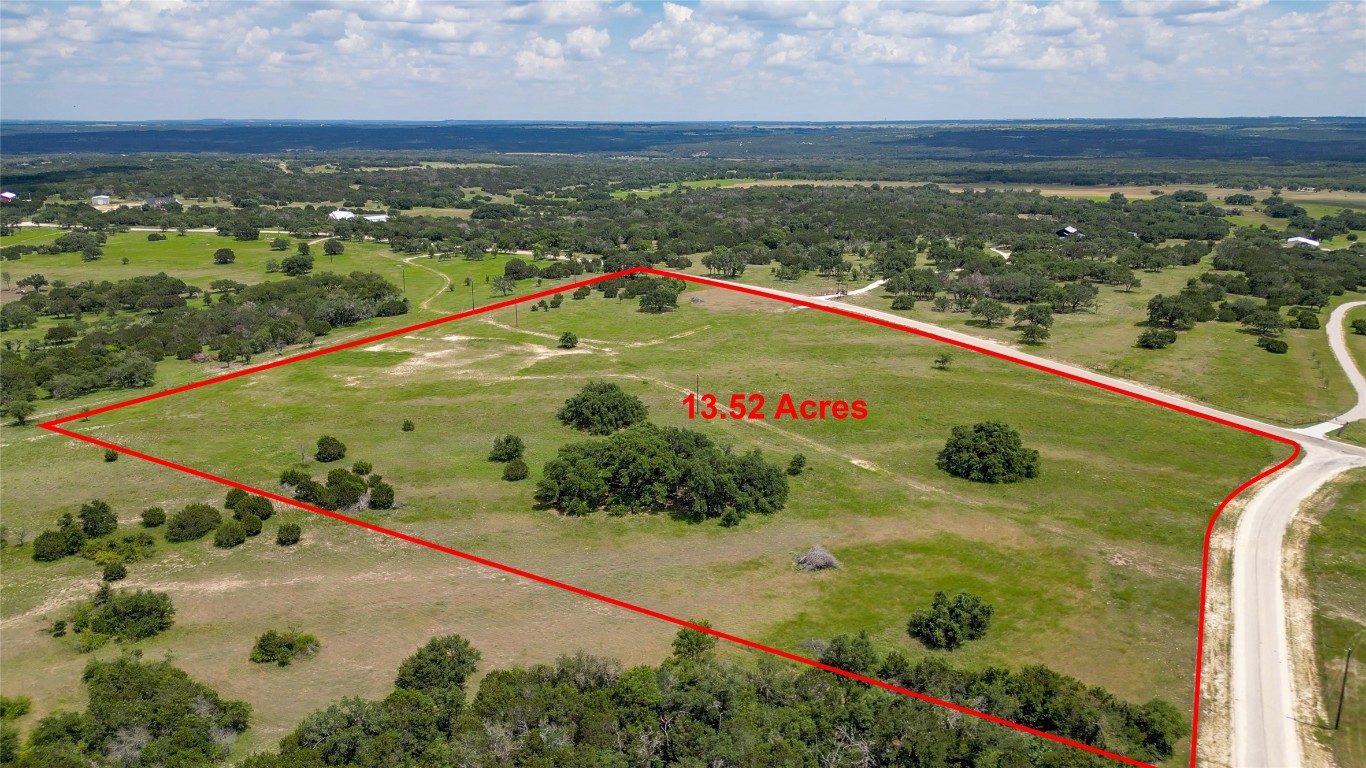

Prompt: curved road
[{"left": 708, "top": 277, "right": 1366, "bottom": 768}]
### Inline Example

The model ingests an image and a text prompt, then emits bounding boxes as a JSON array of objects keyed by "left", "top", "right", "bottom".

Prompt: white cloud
[{"left": 565, "top": 25, "right": 610, "bottom": 58}]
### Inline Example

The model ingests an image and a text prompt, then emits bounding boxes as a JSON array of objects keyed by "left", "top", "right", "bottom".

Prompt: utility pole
[
  {"left": 470, "top": 281, "right": 475, "bottom": 310},
  {"left": 1335, "top": 644, "right": 1355, "bottom": 730}
]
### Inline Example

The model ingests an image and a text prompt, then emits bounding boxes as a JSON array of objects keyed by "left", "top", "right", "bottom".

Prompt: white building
[
  {"left": 362, "top": 214, "right": 389, "bottom": 223},
  {"left": 328, "top": 210, "right": 356, "bottom": 221},
  {"left": 0, "top": 192, "right": 17, "bottom": 202},
  {"left": 1285, "top": 236, "right": 1320, "bottom": 248},
  {"left": 91, "top": 195, "right": 111, "bottom": 205}
]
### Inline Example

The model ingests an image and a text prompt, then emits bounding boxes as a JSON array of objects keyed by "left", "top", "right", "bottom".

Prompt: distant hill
[{"left": 3, "top": 118, "right": 1364, "bottom": 163}]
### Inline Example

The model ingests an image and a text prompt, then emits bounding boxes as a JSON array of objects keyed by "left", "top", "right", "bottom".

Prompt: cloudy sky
[{"left": 2, "top": 0, "right": 1362, "bottom": 121}]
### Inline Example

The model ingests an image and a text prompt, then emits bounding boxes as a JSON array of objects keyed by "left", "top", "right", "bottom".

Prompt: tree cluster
[
  {"left": 6, "top": 654, "right": 249, "bottom": 768},
  {"left": 228, "top": 626, "right": 1189, "bottom": 768},
  {"left": 535, "top": 422, "right": 789, "bottom": 526}
]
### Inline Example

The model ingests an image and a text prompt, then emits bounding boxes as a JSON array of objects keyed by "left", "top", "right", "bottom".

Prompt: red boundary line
[{"left": 37, "top": 267, "right": 1301, "bottom": 768}]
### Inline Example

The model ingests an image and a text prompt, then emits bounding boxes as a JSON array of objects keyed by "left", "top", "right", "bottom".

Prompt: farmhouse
[
  {"left": 1056, "top": 225, "right": 1080, "bottom": 238},
  {"left": 328, "top": 210, "right": 356, "bottom": 221},
  {"left": 143, "top": 196, "right": 179, "bottom": 207},
  {"left": 91, "top": 194, "right": 111, "bottom": 205},
  {"left": 1285, "top": 236, "right": 1320, "bottom": 248}
]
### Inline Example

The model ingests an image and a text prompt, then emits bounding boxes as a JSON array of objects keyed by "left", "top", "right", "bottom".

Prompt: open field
[
  {"left": 1305, "top": 469, "right": 1366, "bottom": 768},
  {"left": 661, "top": 256, "right": 1361, "bottom": 427},
  {"left": 1, "top": 285, "right": 1287, "bottom": 765}
]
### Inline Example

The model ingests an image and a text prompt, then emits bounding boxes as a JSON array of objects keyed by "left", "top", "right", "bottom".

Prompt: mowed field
[
  {"left": 1, "top": 281, "right": 1286, "bottom": 765},
  {"left": 1305, "top": 469, "right": 1366, "bottom": 768}
]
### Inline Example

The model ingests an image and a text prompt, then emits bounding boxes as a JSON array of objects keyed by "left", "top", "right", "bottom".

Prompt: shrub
[
  {"left": 277, "top": 523, "right": 302, "bottom": 546},
  {"left": 1137, "top": 328, "right": 1178, "bottom": 349},
  {"left": 394, "top": 635, "right": 480, "bottom": 692},
  {"left": 235, "top": 494, "right": 273, "bottom": 521},
  {"left": 79, "top": 500, "right": 117, "bottom": 538},
  {"left": 891, "top": 294, "right": 915, "bottom": 310},
  {"left": 787, "top": 454, "right": 807, "bottom": 476},
  {"left": 936, "top": 421, "right": 1040, "bottom": 483},
  {"left": 557, "top": 380, "right": 649, "bottom": 435},
  {"left": 31, "top": 530, "right": 68, "bottom": 562},
  {"left": 1297, "top": 313, "right": 1320, "bottom": 330},
  {"left": 1260, "top": 337, "right": 1289, "bottom": 354},
  {"left": 102, "top": 562, "right": 127, "bottom": 582},
  {"left": 368, "top": 482, "right": 395, "bottom": 510},
  {"left": 572, "top": 285, "right": 591, "bottom": 299},
  {"left": 103, "top": 449, "right": 118, "bottom": 462},
  {"left": 401, "top": 419, "right": 415, "bottom": 432},
  {"left": 279, "top": 467, "right": 310, "bottom": 486},
  {"left": 907, "top": 591, "right": 994, "bottom": 649},
  {"left": 0, "top": 695, "right": 31, "bottom": 721},
  {"left": 558, "top": 331, "right": 579, "bottom": 349},
  {"left": 549, "top": 293, "right": 564, "bottom": 308},
  {"left": 488, "top": 434, "right": 525, "bottom": 462},
  {"left": 502, "top": 458, "right": 529, "bottom": 482},
  {"left": 250, "top": 628, "right": 320, "bottom": 666},
  {"left": 69, "top": 584, "right": 175, "bottom": 645},
  {"left": 146, "top": 232, "right": 167, "bottom": 241},
  {"left": 241, "top": 514, "right": 263, "bottom": 537},
  {"left": 140, "top": 507, "right": 166, "bottom": 528},
  {"left": 315, "top": 435, "right": 347, "bottom": 462},
  {"left": 1353, "top": 318, "right": 1366, "bottom": 335},
  {"left": 225, "top": 488, "right": 247, "bottom": 509},
  {"left": 352, "top": 460, "right": 373, "bottom": 476},
  {"left": 213, "top": 521, "right": 247, "bottom": 548},
  {"left": 166, "top": 503, "right": 222, "bottom": 542}
]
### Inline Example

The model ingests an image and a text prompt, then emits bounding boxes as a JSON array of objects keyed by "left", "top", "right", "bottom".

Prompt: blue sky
[{"left": 1, "top": 1, "right": 1362, "bottom": 121}]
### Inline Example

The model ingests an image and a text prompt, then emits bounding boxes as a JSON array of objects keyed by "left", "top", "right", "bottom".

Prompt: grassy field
[
  {"left": 666, "top": 255, "right": 1360, "bottom": 427},
  {"left": 1305, "top": 469, "right": 1366, "bottom": 768},
  {"left": 0, "top": 284, "right": 1287, "bottom": 765}
]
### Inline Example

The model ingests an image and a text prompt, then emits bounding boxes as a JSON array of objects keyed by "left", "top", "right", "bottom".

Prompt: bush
[
  {"left": 241, "top": 514, "right": 263, "bottom": 537},
  {"left": 31, "top": 530, "right": 69, "bottom": 562},
  {"left": 212, "top": 248, "right": 236, "bottom": 264},
  {"left": 394, "top": 635, "right": 480, "bottom": 692},
  {"left": 401, "top": 419, "right": 415, "bottom": 432},
  {"left": 557, "top": 380, "right": 649, "bottom": 435},
  {"left": 1260, "top": 337, "right": 1289, "bottom": 354},
  {"left": 572, "top": 285, "right": 591, "bottom": 299},
  {"left": 235, "top": 494, "right": 274, "bottom": 521},
  {"left": 936, "top": 421, "right": 1040, "bottom": 483},
  {"left": 225, "top": 488, "right": 247, "bottom": 509},
  {"left": 352, "top": 460, "right": 373, "bottom": 476},
  {"left": 103, "top": 449, "right": 118, "bottom": 462},
  {"left": 213, "top": 521, "right": 247, "bottom": 548},
  {"left": 907, "top": 591, "right": 994, "bottom": 649},
  {"left": 140, "top": 507, "right": 166, "bottom": 528},
  {"left": 101, "top": 562, "right": 127, "bottom": 582},
  {"left": 69, "top": 585, "right": 175, "bottom": 644},
  {"left": 787, "top": 454, "right": 807, "bottom": 476},
  {"left": 1297, "top": 313, "right": 1320, "bottom": 329},
  {"left": 891, "top": 294, "right": 915, "bottom": 310},
  {"left": 502, "top": 458, "right": 529, "bottom": 482},
  {"left": 279, "top": 467, "right": 310, "bottom": 487},
  {"left": 79, "top": 500, "right": 117, "bottom": 538},
  {"left": 166, "top": 503, "right": 222, "bottom": 542},
  {"left": 0, "top": 695, "right": 31, "bottom": 721},
  {"left": 250, "top": 629, "right": 319, "bottom": 666},
  {"left": 368, "top": 483, "right": 395, "bottom": 509},
  {"left": 146, "top": 232, "right": 167, "bottom": 242},
  {"left": 315, "top": 435, "right": 347, "bottom": 462},
  {"left": 1136, "top": 328, "right": 1178, "bottom": 349},
  {"left": 277, "top": 523, "right": 302, "bottom": 546},
  {"left": 558, "top": 331, "right": 579, "bottom": 349},
  {"left": 1353, "top": 318, "right": 1366, "bottom": 335},
  {"left": 488, "top": 434, "right": 525, "bottom": 462}
]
